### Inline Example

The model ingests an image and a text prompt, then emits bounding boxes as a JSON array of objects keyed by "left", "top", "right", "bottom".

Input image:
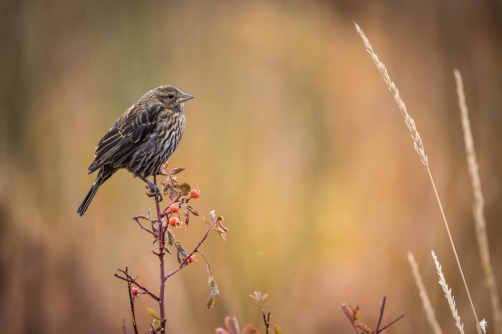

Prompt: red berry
[
  {"left": 190, "top": 189, "right": 200, "bottom": 199},
  {"left": 169, "top": 204, "right": 179, "bottom": 212},
  {"left": 131, "top": 287, "right": 139, "bottom": 296},
  {"left": 169, "top": 217, "right": 179, "bottom": 226},
  {"left": 188, "top": 256, "right": 194, "bottom": 263}
]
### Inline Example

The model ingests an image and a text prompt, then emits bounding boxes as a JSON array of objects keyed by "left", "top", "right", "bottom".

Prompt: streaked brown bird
[{"left": 77, "top": 85, "right": 194, "bottom": 216}]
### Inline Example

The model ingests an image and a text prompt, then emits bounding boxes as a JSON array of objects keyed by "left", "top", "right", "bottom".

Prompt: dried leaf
[
  {"left": 210, "top": 210, "right": 216, "bottom": 221},
  {"left": 166, "top": 229, "right": 175, "bottom": 247},
  {"left": 161, "top": 177, "right": 172, "bottom": 195},
  {"left": 175, "top": 218, "right": 187, "bottom": 230},
  {"left": 164, "top": 246, "right": 172, "bottom": 255},
  {"left": 207, "top": 275, "right": 220, "bottom": 309},
  {"left": 241, "top": 324, "right": 260, "bottom": 334},
  {"left": 187, "top": 206, "right": 199, "bottom": 216},
  {"left": 179, "top": 203, "right": 190, "bottom": 225},
  {"left": 146, "top": 307, "right": 160, "bottom": 320},
  {"left": 353, "top": 304, "right": 360, "bottom": 321},
  {"left": 223, "top": 316, "right": 240, "bottom": 334},
  {"left": 249, "top": 291, "right": 262, "bottom": 302},
  {"left": 160, "top": 166, "right": 169, "bottom": 176},
  {"left": 146, "top": 208, "right": 152, "bottom": 219},
  {"left": 170, "top": 167, "right": 185, "bottom": 175},
  {"left": 341, "top": 303, "right": 354, "bottom": 323},
  {"left": 273, "top": 325, "right": 283, "bottom": 334},
  {"left": 160, "top": 161, "right": 171, "bottom": 175},
  {"left": 172, "top": 183, "right": 191, "bottom": 196},
  {"left": 355, "top": 323, "right": 374, "bottom": 334},
  {"left": 214, "top": 220, "right": 229, "bottom": 241},
  {"left": 151, "top": 220, "right": 159, "bottom": 234},
  {"left": 176, "top": 246, "right": 188, "bottom": 264}
]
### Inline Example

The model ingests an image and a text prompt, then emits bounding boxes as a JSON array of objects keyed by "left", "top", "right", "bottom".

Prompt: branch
[
  {"left": 153, "top": 174, "right": 167, "bottom": 334},
  {"left": 378, "top": 314, "right": 405, "bottom": 333},
  {"left": 133, "top": 215, "right": 155, "bottom": 236},
  {"left": 125, "top": 267, "right": 139, "bottom": 334},
  {"left": 375, "top": 296, "right": 386, "bottom": 334},
  {"left": 115, "top": 270, "right": 160, "bottom": 302},
  {"left": 262, "top": 311, "right": 270, "bottom": 334},
  {"left": 164, "top": 221, "right": 214, "bottom": 282}
]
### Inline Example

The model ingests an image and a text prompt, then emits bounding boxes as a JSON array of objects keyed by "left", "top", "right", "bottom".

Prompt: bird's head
[{"left": 150, "top": 85, "right": 194, "bottom": 109}]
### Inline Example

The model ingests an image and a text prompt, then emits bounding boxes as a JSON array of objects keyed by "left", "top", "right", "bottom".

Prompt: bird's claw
[{"left": 146, "top": 185, "right": 163, "bottom": 202}]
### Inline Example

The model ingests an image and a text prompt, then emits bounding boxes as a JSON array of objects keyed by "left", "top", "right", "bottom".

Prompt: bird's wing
[{"left": 88, "top": 103, "right": 165, "bottom": 173}]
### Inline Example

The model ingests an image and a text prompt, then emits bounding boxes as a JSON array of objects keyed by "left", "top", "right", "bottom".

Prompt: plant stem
[
  {"left": 375, "top": 296, "right": 386, "bottom": 334},
  {"left": 115, "top": 271, "right": 160, "bottom": 302},
  {"left": 427, "top": 167, "right": 481, "bottom": 334},
  {"left": 133, "top": 215, "right": 156, "bottom": 236},
  {"left": 125, "top": 267, "right": 139, "bottom": 334},
  {"left": 378, "top": 314, "right": 405, "bottom": 332},
  {"left": 164, "top": 222, "right": 214, "bottom": 282},
  {"left": 153, "top": 174, "right": 167, "bottom": 334}
]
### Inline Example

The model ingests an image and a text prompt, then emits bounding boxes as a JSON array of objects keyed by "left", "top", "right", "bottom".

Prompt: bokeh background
[{"left": 1, "top": 0, "right": 502, "bottom": 333}]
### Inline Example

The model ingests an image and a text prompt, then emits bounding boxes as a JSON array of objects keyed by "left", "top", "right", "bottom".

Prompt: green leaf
[
  {"left": 146, "top": 307, "right": 160, "bottom": 320},
  {"left": 273, "top": 325, "right": 283, "bottom": 334},
  {"left": 172, "top": 183, "right": 191, "bottom": 196}
]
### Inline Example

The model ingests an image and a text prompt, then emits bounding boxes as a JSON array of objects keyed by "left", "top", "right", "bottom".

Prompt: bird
[{"left": 77, "top": 85, "right": 194, "bottom": 216}]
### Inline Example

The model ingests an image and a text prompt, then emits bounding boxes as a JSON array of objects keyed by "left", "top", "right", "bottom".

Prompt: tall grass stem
[
  {"left": 455, "top": 69, "right": 502, "bottom": 334},
  {"left": 353, "top": 22, "right": 481, "bottom": 334},
  {"left": 407, "top": 252, "right": 443, "bottom": 334}
]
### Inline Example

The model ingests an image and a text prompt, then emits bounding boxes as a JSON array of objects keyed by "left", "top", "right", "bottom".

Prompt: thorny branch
[
  {"left": 164, "top": 221, "right": 215, "bottom": 282},
  {"left": 125, "top": 267, "right": 139, "bottom": 334},
  {"left": 114, "top": 165, "right": 227, "bottom": 333},
  {"left": 342, "top": 297, "right": 404, "bottom": 334},
  {"left": 114, "top": 269, "right": 160, "bottom": 302}
]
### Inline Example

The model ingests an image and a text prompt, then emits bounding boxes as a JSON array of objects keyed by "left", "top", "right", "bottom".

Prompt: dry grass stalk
[
  {"left": 407, "top": 252, "right": 443, "bottom": 334},
  {"left": 432, "top": 251, "right": 465, "bottom": 334},
  {"left": 455, "top": 69, "right": 502, "bottom": 334},
  {"left": 353, "top": 23, "right": 427, "bottom": 166},
  {"left": 353, "top": 22, "right": 481, "bottom": 334}
]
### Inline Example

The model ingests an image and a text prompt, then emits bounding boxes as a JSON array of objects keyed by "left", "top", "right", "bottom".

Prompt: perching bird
[{"left": 77, "top": 85, "right": 194, "bottom": 216}]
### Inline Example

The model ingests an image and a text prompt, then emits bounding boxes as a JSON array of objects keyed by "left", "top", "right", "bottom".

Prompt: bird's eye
[{"left": 167, "top": 94, "right": 174, "bottom": 99}]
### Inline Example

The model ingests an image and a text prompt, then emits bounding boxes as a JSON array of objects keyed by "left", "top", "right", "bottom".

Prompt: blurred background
[{"left": 1, "top": 0, "right": 502, "bottom": 333}]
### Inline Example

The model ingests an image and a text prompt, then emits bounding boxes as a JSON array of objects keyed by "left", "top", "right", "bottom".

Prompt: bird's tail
[{"left": 77, "top": 168, "right": 114, "bottom": 216}]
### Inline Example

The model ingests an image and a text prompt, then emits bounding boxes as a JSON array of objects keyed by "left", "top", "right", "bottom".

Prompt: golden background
[{"left": 1, "top": 1, "right": 501, "bottom": 333}]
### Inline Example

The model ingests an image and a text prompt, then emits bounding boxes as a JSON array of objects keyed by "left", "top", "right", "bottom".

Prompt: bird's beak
[{"left": 178, "top": 92, "right": 194, "bottom": 103}]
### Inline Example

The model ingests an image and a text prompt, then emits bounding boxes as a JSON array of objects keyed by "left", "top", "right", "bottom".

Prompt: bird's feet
[
  {"left": 146, "top": 184, "right": 163, "bottom": 201},
  {"left": 140, "top": 176, "right": 163, "bottom": 202}
]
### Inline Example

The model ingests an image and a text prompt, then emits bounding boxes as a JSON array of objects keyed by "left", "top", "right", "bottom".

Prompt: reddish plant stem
[
  {"left": 125, "top": 267, "right": 139, "bottom": 334},
  {"left": 375, "top": 296, "right": 386, "bottom": 334},
  {"left": 261, "top": 310, "right": 270, "bottom": 334},
  {"left": 115, "top": 272, "right": 160, "bottom": 302},
  {"left": 133, "top": 215, "right": 155, "bottom": 236},
  {"left": 164, "top": 221, "right": 214, "bottom": 282},
  {"left": 378, "top": 314, "right": 405, "bottom": 332},
  {"left": 198, "top": 252, "right": 213, "bottom": 276},
  {"left": 153, "top": 174, "right": 167, "bottom": 334},
  {"left": 161, "top": 194, "right": 181, "bottom": 215}
]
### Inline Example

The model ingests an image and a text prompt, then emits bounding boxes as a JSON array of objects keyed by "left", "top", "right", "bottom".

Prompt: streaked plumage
[{"left": 77, "top": 85, "right": 193, "bottom": 216}]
